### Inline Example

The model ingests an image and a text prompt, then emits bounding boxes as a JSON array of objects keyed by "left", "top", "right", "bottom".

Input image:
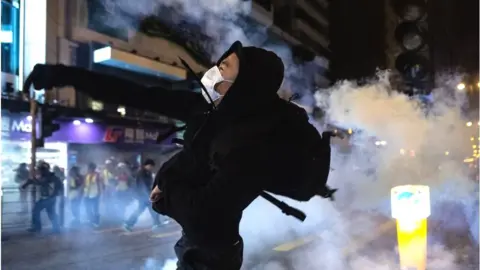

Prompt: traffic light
[
  {"left": 392, "top": 0, "right": 432, "bottom": 95},
  {"left": 36, "top": 108, "right": 60, "bottom": 148}
]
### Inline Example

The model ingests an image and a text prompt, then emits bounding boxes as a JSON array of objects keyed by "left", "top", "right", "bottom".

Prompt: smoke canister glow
[{"left": 391, "top": 185, "right": 431, "bottom": 270}]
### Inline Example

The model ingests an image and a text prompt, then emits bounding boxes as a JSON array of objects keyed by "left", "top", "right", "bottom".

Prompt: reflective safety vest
[
  {"left": 103, "top": 169, "right": 113, "bottom": 187},
  {"left": 84, "top": 172, "right": 101, "bottom": 198}
]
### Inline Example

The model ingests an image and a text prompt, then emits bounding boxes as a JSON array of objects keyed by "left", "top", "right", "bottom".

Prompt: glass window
[
  {"left": 90, "top": 99, "right": 104, "bottom": 111},
  {"left": 1, "top": 0, "right": 20, "bottom": 75}
]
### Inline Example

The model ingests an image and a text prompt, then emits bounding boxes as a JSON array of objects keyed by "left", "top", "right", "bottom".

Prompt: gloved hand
[
  {"left": 320, "top": 186, "right": 338, "bottom": 201},
  {"left": 29, "top": 64, "right": 67, "bottom": 90}
]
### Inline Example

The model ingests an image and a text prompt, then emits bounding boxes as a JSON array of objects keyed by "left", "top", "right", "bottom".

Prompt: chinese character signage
[{"left": 101, "top": 126, "right": 169, "bottom": 144}]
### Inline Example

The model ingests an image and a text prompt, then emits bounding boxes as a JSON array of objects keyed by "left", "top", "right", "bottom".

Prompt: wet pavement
[
  {"left": 2, "top": 222, "right": 180, "bottom": 270},
  {"left": 2, "top": 210, "right": 478, "bottom": 269}
]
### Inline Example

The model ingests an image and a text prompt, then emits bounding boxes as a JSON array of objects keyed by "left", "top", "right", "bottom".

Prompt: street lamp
[
  {"left": 457, "top": 83, "right": 466, "bottom": 90},
  {"left": 466, "top": 122, "right": 473, "bottom": 127}
]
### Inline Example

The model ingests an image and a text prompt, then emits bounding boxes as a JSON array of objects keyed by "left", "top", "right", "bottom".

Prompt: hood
[{"left": 214, "top": 41, "right": 284, "bottom": 119}]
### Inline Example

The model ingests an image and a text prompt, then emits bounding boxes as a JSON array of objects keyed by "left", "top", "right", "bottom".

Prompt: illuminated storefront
[
  {"left": 1, "top": 111, "right": 173, "bottom": 187},
  {"left": 1, "top": 111, "right": 68, "bottom": 187}
]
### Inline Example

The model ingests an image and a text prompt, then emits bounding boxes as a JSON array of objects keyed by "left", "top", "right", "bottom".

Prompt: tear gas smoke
[
  {"left": 238, "top": 74, "right": 478, "bottom": 270},
  {"left": 95, "top": 0, "right": 323, "bottom": 105},
  {"left": 94, "top": 1, "right": 478, "bottom": 269},
  {"left": 156, "top": 75, "right": 478, "bottom": 269}
]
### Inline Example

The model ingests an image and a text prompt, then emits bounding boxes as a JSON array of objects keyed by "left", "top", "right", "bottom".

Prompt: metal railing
[
  {"left": 1, "top": 185, "right": 65, "bottom": 233},
  {"left": 1, "top": 186, "right": 34, "bottom": 231}
]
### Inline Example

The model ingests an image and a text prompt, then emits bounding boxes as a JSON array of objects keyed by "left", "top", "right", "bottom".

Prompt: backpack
[
  {"left": 51, "top": 173, "right": 64, "bottom": 196},
  {"left": 209, "top": 99, "right": 337, "bottom": 203}
]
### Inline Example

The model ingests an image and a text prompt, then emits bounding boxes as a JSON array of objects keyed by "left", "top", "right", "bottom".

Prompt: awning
[{"left": 93, "top": 46, "right": 187, "bottom": 81}]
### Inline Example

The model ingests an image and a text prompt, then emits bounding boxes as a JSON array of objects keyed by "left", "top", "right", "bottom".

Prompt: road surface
[
  {"left": 2, "top": 213, "right": 478, "bottom": 269},
  {"left": 2, "top": 222, "right": 180, "bottom": 270}
]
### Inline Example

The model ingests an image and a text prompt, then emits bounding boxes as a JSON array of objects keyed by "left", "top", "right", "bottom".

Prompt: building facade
[
  {"left": 1, "top": 0, "right": 331, "bottom": 107},
  {"left": 1, "top": 0, "right": 332, "bottom": 166}
]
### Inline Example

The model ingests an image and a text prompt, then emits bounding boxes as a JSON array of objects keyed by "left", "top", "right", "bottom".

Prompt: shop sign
[
  {"left": 10, "top": 119, "right": 32, "bottom": 133},
  {"left": 103, "top": 126, "right": 167, "bottom": 144},
  {"left": 2, "top": 111, "right": 173, "bottom": 144},
  {"left": 145, "top": 131, "right": 159, "bottom": 141}
]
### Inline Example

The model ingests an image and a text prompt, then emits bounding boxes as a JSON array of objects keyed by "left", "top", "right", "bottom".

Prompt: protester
[
  {"left": 27, "top": 41, "right": 336, "bottom": 269},
  {"left": 67, "top": 166, "right": 83, "bottom": 226},
  {"left": 83, "top": 162, "right": 102, "bottom": 227},
  {"left": 22, "top": 162, "right": 63, "bottom": 233},
  {"left": 124, "top": 159, "right": 167, "bottom": 232}
]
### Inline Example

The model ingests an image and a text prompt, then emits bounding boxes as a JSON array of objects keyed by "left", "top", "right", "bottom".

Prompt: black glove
[
  {"left": 318, "top": 185, "right": 338, "bottom": 201},
  {"left": 29, "top": 64, "right": 67, "bottom": 90}
]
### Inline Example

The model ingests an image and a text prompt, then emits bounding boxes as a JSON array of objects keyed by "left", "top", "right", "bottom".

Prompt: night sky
[{"left": 329, "top": 0, "right": 479, "bottom": 81}]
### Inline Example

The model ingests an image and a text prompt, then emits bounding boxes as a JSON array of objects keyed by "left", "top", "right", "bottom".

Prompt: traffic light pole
[
  {"left": 23, "top": 73, "right": 37, "bottom": 178},
  {"left": 29, "top": 98, "right": 37, "bottom": 177},
  {"left": 29, "top": 93, "right": 38, "bottom": 210}
]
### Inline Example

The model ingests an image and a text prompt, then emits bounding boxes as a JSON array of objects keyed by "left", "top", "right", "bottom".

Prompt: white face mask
[{"left": 200, "top": 66, "right": 233, "bottom": 103}]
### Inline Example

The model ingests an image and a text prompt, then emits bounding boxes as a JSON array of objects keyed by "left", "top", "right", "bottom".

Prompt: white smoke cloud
[
  {"left": 315, "top": 74, "right": 477, "bottom": 210},
  {"left": 159, "top": 258, "right": 178, "bottom": 270},
  {"left": 96, "top": 0, "right": 319, "bottom": 101},
  {"left": 99, "top": 0, "right": 257, "bottom": 58},
  {"left": 239, "top": 73, "right": 477, "bottom": 269}
]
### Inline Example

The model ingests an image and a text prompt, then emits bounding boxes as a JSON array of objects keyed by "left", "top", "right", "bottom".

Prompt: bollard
[{"left": 391, "top": 185, "right": 431, "bottom": 270}]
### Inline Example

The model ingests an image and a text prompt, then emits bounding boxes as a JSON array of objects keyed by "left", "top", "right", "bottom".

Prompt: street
[
  {"left": 2, "top": 213, "right": 478, "bottom": 270},
  {"left": 2, "top": 222, "right": 180, "bottom": 270}
]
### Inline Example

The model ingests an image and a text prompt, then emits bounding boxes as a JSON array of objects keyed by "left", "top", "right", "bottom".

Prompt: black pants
[
  {"left": 174, "top": 233, "right": 243, "bottom": 270},
  {"left": 31, "top": 197, "right": 59, "bottom": 231},
  {"left": 126, "top": 199, "right": 160, "bottom": 227},
  {"left": 84, "top": 197, "right": 100, "bottom": 224}
]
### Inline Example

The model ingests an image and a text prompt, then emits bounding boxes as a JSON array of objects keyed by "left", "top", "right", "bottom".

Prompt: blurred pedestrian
[
  {"left": 113, "top": 162, "right": 133, "bottom": 222},
  {"left": 102, "top": 159, "right": 116, "bottom": 200},
  {"left": 67, "top": 166, "right": 83, "bottom": 226},
  {"left": 83, "top": 162, "right": 102, "bottom": 227},
  {"left": 14, "top": 163, "right": 29, "bottom": 212},
  {"left": 124, "top": 159, "right": 168, "bottom": 232},
  {"left": 22, "top": 162, "right": 63, "bottom": 233}
]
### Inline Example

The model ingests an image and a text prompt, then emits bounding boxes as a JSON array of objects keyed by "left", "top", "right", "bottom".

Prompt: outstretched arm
[
  {"left": 30, "top": 64, "right": 206, "bottom": 122},
  {"left": 21, "top": 179, "right": 35, "bottom": 189}
]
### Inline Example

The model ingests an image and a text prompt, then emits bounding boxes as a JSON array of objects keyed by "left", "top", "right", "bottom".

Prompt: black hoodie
[
  {"left": 152, "top": 42, "right": 287, "bottom": 247},
  {"left": 29, "top": 41, "right": 287, "bottom": 248}
]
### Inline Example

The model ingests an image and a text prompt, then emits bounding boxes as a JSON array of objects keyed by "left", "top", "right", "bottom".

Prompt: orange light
[{"left": 396, "top": 218, "right": 428, "bottom": 270}]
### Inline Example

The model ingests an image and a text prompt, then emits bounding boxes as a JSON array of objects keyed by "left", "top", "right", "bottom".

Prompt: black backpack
[
  {"left": 209, "top": 99, "right": 337, "bottom": 203},
  {"left": 266, "top": 101, "right": 337, "bottom": 202}
]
